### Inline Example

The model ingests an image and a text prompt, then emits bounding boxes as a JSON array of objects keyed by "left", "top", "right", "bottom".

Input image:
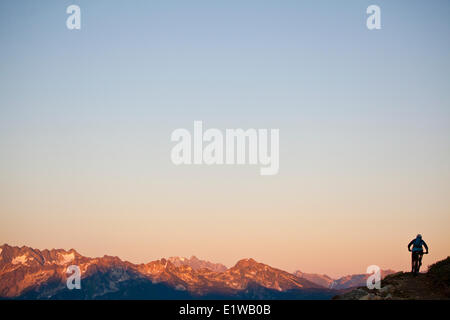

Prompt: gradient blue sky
[{"left": 1, "top": 0, "right": 449, "bottom": 277}]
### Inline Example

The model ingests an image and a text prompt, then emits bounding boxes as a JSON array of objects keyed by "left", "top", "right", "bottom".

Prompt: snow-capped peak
[
  {"left": 12, "top": 254, "right": 29, "bottom": 265},
  {"left": 58, "top": 252, "right": 75, "bottom": 265}
]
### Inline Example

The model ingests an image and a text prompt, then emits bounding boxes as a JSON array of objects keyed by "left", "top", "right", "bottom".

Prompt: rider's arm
[
  {"left": 408, "top": 239, "right": 414, "bottom": 251},
  {"left": 423, "top": 241, "right": 429, "bottom": 253}
]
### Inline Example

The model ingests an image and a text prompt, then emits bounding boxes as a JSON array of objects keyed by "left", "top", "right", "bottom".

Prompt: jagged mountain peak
[
  {"left": 167, "top": 255, "right": 227, "bottom": 272},
  {"left": 0, "top": 244, "right": 85, "bottom": 270},
  {"left": 234, "top": 258, "right": 258, "bottom": 267}
]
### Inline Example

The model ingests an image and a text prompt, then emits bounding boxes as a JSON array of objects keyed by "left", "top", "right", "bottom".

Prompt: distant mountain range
[
  {"left": 0, "top": 244, "right": 393, "bottom": 300},
  {"left": 293, "top": 269, "right": 396, "bottom": 290}
]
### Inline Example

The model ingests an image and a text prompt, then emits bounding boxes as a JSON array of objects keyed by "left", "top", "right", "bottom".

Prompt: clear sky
[{"left": 1, "top": 0, "right": 449, "bottom": 278}]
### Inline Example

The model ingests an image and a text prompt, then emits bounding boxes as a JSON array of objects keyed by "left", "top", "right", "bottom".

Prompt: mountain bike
[{"left": 411, "top": 251, "right": 428, "bottom": 275}]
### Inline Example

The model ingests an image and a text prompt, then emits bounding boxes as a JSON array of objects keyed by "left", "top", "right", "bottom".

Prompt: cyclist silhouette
[{"left": 408, "top": 234, "right": 429, "bottom": 275}]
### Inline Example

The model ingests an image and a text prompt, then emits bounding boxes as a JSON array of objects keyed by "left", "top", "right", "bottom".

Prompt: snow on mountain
[
  {"left": 167, "top": 256, "right": 227, "bottom": 272},
  {"left": 12, "top": 254, "right": 30, "bottom": 265},
  {"left": 57, "top": 252, "right": 75, "bottom": 265}
]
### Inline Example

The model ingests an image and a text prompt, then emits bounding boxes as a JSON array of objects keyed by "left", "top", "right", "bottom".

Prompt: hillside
[{"left": 334, "top": 257, "right": 450, "bottom": 300}]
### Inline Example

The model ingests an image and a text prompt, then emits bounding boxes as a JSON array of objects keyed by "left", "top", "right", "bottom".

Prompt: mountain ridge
[
  {"left": 0, "top": 243, "right": 331, "bottom": 299},
  {"left": 0, "top": 243, "right": 398, "bottom": 299},
  {"left": 293, "top": 269, "right": 397, "bottom": 289}
]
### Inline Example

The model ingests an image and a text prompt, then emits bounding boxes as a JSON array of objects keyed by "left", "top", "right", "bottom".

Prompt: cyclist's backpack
[{"left": 413, "top": 238, "right": 423, "bottom": 250}]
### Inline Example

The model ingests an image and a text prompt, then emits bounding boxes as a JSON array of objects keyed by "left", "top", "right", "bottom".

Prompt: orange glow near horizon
[{"left": 2, "top": 161, "right": 449, "bottom": 278}]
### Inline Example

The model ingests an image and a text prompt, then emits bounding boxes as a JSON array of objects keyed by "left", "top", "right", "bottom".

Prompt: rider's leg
[{"left": 418, "top": 253, "right": 423, "bottom": 269}]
